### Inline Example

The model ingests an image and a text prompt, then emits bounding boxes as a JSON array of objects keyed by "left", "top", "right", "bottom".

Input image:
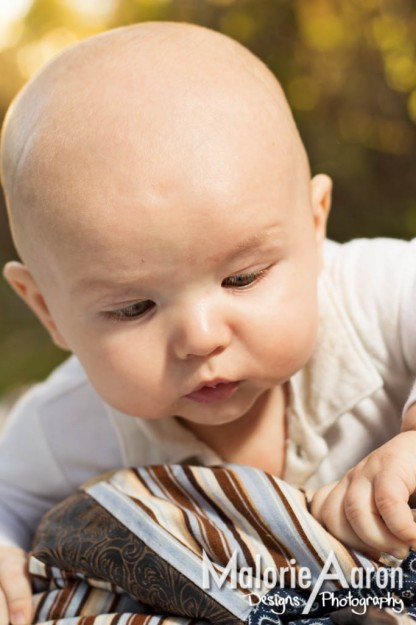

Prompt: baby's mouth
[{"left": 185, "top": 379, "right": 240, "bottom": 404}]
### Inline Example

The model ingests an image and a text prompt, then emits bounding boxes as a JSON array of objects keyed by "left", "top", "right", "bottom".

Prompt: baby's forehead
[
  {"left": 4, "top": 21, "right": 292, "bottom": 165},
  {"left": 1, "top": 22, "right": 308, "bottom": 278}
]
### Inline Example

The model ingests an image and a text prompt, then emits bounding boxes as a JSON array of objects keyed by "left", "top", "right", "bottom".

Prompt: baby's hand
[
  {"left": 310, "top": 431, "right": 416, "bottom": 560},
  {"left": 0, "top": 546, "right": 32, "bottom": 625}
]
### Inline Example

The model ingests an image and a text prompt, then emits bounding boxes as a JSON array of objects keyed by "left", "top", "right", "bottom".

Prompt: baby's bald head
[
  {"left": 1, "top": 21, "right": 309, "bottom": 288},
  {"left": 1, "top": 22, "right": 332, "bottom": 412}
]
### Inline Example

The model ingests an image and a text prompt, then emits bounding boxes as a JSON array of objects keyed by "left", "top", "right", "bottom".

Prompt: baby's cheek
[
  {"left": 253, "top": 303, "right": 318, "bottom": 378},
  {"left": 74, "top": 335, "right": 165, "bottom": 416}
]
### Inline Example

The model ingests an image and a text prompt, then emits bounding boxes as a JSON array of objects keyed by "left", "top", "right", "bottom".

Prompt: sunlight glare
[
  {"left": 0, "top": 0, "right": 32, "bottom": 23},
  {"left": 63, "top": 0, "right": 117, "bottom": 19}
]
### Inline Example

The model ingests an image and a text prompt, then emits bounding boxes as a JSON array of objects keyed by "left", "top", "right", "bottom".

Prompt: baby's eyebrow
[
  {"left": 72, "top": 276, "right": 152, "bottom": 300},
  {"left": 230, "top": 234, "right": 264, "bottom": 254},
  {"left": 218, "top": 229, "right": 282, "bottom": 261},
  {"left": 72, "top": 230, "right": 281, "bottom": 298}
]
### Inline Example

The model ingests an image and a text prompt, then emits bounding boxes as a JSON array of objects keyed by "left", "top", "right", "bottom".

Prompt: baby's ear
[
  {"left": 310, "top": 174, "right": 332, "bottom": 267},
  {"left": 3, "top": 261, "right": 70, "bottom": 350}
]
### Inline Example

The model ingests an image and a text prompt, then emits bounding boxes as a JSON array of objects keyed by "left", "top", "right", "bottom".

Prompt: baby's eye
[
  {"left": 222, "top": 269, "right": 266, "bottom": 289},
  {"left": 106, "top": 300, "right": 155, "bottom": 321}
]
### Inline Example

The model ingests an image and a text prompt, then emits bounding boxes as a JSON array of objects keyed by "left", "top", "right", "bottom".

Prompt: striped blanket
[{"left": 30, "top": 464, "right": 416, "bottom": 625}]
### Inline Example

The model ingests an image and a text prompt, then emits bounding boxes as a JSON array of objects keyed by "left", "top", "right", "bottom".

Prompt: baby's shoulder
[
  {"left": 320, "top": 237, "right": 416, "bottom": 374},
  {"left": 324, "top": 236, "right": 414, "bottom": 273},
  {"left": 323, "top": 236, "right": 416, "bottom": 300}
]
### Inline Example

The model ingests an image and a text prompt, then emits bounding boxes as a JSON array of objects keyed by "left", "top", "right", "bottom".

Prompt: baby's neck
[{"left": 182, "top": 384, "right": 288, "bottom": 477}]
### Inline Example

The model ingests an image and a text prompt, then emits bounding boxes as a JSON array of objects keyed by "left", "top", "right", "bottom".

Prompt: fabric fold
[{"left": 30, "top": 465, "right": 416, "bottom": 625}]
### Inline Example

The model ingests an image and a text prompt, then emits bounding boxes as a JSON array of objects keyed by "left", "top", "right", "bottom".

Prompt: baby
[{"left": 1, "top": 20, "right": 416, "bottom": 625}]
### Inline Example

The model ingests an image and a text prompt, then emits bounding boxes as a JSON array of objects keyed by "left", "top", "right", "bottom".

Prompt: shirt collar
[
  {"left": 284, "top": 270, "right": 383, "bottom": 486},
  {"left": 290, "top": 270, "right": 383, "bottom": 431}
]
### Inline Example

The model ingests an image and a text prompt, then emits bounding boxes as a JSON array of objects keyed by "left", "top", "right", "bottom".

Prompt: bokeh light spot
[
  {"left": 288, "top": 77, "right": 319, "bottom": 111},
  {"left": 0, "top": 0, "right": 32, "bottom": 23},
  {"left": 385, "top": 53, "right": 416, "bottom": 92},
  {"left": 369, "top": 14, "right": 407, "bottom": 51},
  {"left": 17, "top": 28, "right": 78, "bottom": 79},
  {"left": 220, "top": 10, "right": 257, "bottom": 43},
  {"left": 63, "top": 0, "right": 117, "bottom": 19},
  {"left": 407, "top": 90, "right": 416, "bottom": 123}
]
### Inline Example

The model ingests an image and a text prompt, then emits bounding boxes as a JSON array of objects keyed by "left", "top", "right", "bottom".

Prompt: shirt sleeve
[
  {"left": 325, "top": 237, "right": 416, "bottom": 418},
  {"left": 0, "top": 386, "right": 75, "bottom": 549},
  {"left": 0, "top": 357, "right": 125, "bottom": 550},
  {"left": 403, "top": 381, "right": 416, "bottom": 415}
]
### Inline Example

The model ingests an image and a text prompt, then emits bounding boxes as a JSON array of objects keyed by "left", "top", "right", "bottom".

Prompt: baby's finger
[
  {"left": 343, "top": 474, "right": 409, "bottom": 559},
  {"left": 374, "top": 470, "right": 416, "bottom": 547},
  {"left": 0, "top": 588, "right": 9, "bottom": 625},
  {"left": 311, "top": 480, "right": 381, "bottom": 557},
  {"left": 0, "top": 552, "right": 32, "bottom": 625},
  {"left": 309, "top": 481, "right": 337, "bottom": 518}
]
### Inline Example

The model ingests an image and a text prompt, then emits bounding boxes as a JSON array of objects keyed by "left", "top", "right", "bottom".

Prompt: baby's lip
[
  {"left": 184, "top": 378, "right": 240, "bottom": 404},
  {"left": 191, "top": 378, "right": 231, "bottom": 392}
]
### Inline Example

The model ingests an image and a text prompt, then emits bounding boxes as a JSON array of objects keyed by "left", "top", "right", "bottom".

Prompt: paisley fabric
[{"left": 30, "top": 465, "right": 416, "bottom": 625}]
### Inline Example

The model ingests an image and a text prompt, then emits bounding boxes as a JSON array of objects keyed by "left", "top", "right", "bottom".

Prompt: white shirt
[{"left": 1, "top": 237, "right": 416, "bottom": 549}]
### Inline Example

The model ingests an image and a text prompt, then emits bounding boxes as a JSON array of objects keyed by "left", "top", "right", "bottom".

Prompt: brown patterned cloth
[{"left": 29, "top": 465, "right": 416, "bottom": 625}]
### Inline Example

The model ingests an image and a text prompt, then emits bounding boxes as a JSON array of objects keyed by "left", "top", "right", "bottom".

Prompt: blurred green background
[{"left": 1, "top": 0, "right": 416, "bottom": 397}]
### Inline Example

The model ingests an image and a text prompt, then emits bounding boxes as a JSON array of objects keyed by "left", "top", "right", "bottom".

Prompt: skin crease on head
[{"left": 1, "top": 22, "right": 332, "bottom": 471}]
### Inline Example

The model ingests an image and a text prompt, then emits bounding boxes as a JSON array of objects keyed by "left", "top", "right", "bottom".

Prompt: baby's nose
[{"left": 170, "top": 299, "right": 232, "bottom": 360}]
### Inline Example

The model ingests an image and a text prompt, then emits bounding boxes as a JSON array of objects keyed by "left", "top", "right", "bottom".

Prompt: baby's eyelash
[
  {"left": 103, "top": 268, "right": 268, "bottom": 322},
  {"left": 222, "top": 268, "right": 267, "bottom": 289},
  {"left": 105, "top": 300, "right": 155, "bottom": 322}
]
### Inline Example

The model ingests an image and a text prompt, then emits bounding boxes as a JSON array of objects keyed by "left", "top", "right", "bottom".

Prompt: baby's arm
[
  {"left": 0, "top": 357, "right": 138, "bottom": 624},
  {"left": 0, "top": 385, "right": 82, "bottom": 625},
  {"left": 0, "top": 546, "right": 31, "bottom": 625},
  {"left": 0, "top": 404, "right": 52, "bottom": 625},
  {"left": 310, "top": 428, "right": 416, "bottom": 559}
]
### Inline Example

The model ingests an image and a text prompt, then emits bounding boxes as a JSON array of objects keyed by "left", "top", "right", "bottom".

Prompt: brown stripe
[
  {"left": 32, "top": 587, "right": 49, "bottom": 622},
  {"left": 127, "top": 467, "right": 211, "bottom": 558},
  {"left": 152, "top": 465, "right": 232, "bottom": 564},
  {"left": 149, "top": 465, "right": 211, "bottom": 549},
  {"left": 182, "top": 465, "right": 254, "bottom": 574},
  {"left": 267, "top": 476, "right": 331, "bottom": 579},
  {"left": 216, "top": 468, "right": 291, "bottom": 568},
  {"left": 162, "top": 465, "right": 222, "bottom": 562},
  {"left": 75, "top": 581, "right": 92, "bottom": 616},
  {"left": 49, "top": 583, "right": 70, "bottom": 619}
]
